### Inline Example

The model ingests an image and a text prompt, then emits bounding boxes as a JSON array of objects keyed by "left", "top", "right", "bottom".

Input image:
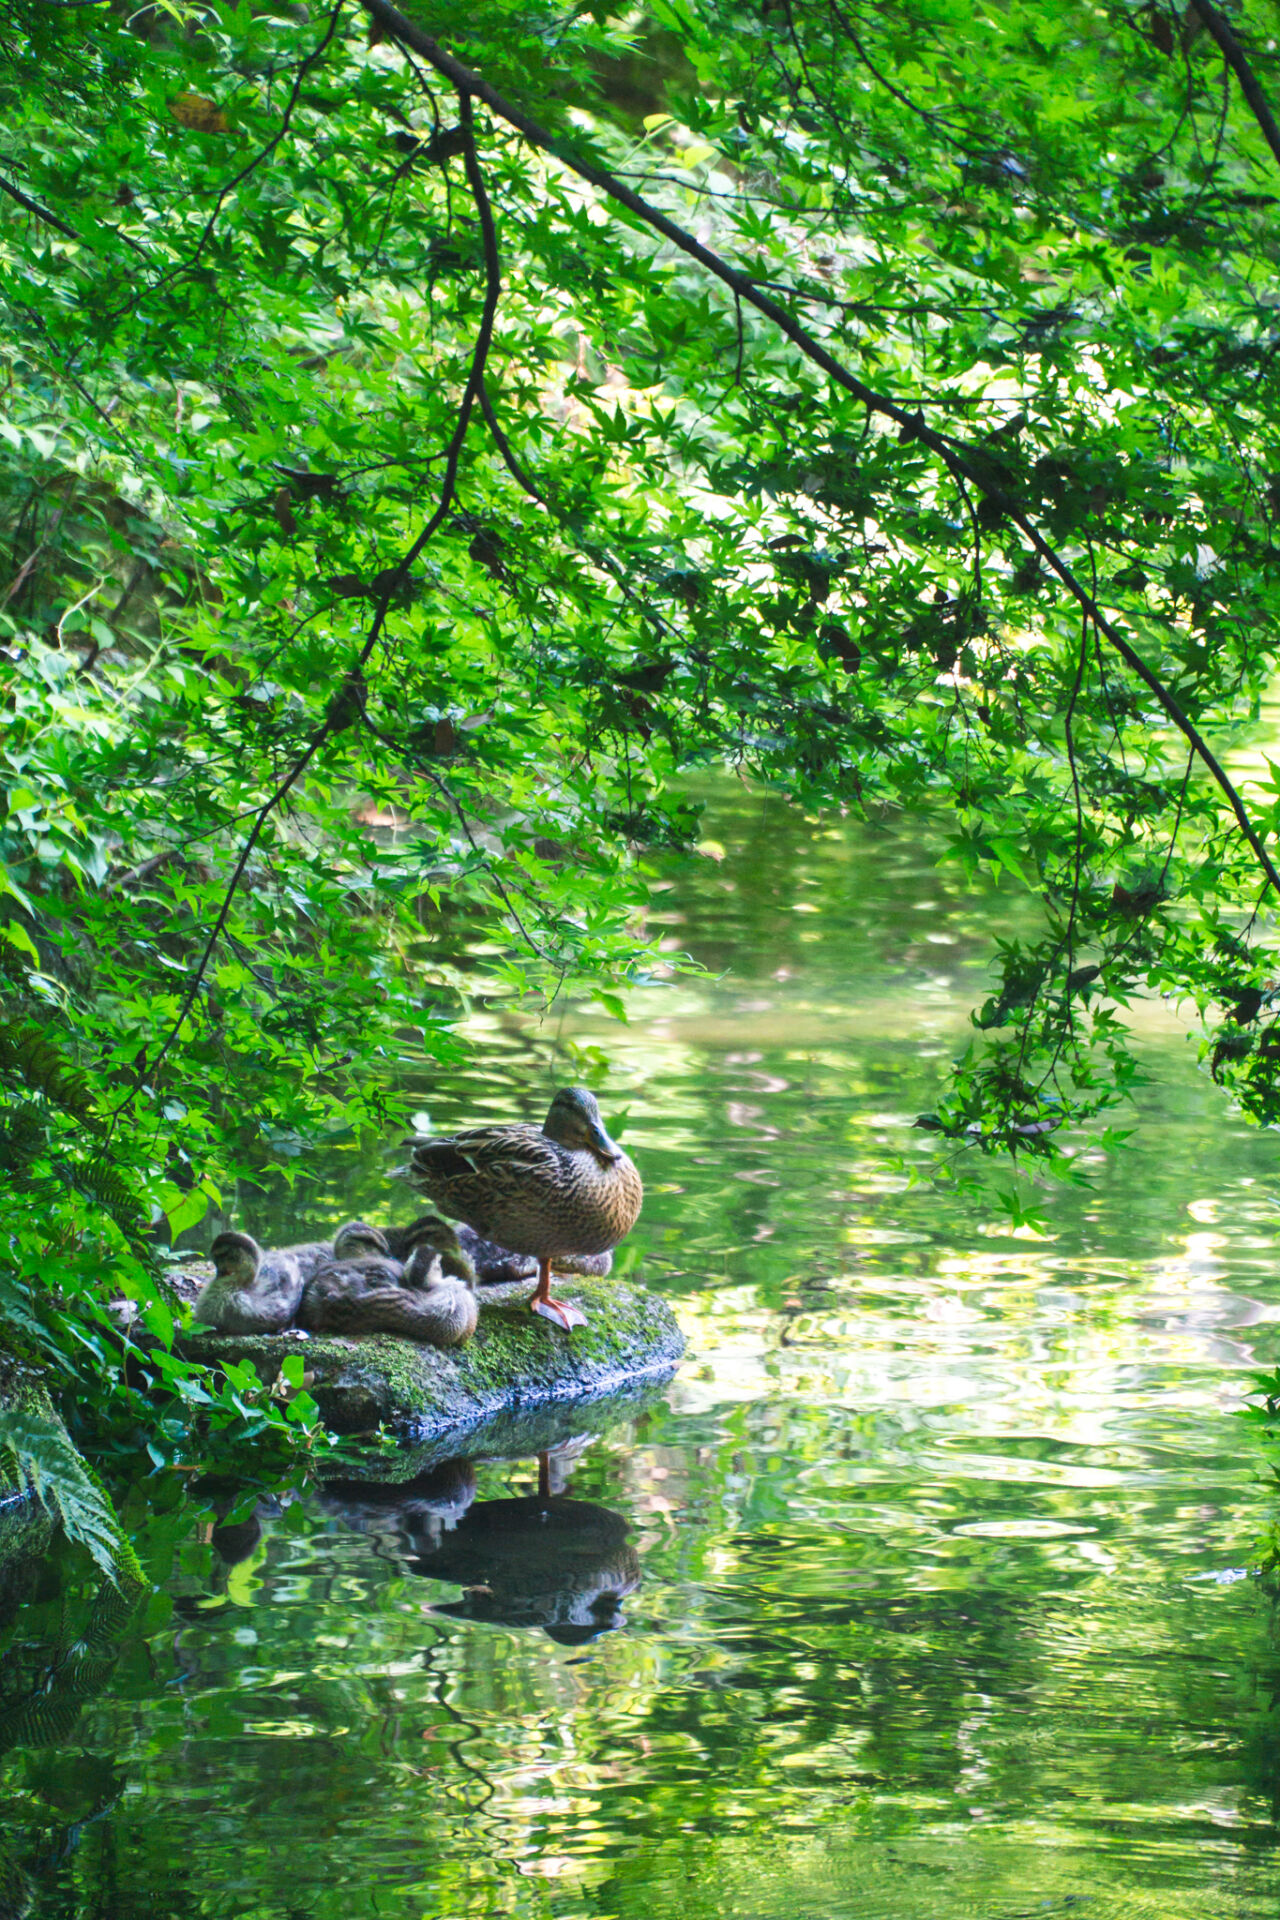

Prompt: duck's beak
[{"left": 588, "top": 1117, "right": 623, "bottom": 1164}]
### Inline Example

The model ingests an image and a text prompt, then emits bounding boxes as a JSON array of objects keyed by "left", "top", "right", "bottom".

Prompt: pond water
[{"left": 7, "top": 784, "right": 1280, "bottom": 1918}]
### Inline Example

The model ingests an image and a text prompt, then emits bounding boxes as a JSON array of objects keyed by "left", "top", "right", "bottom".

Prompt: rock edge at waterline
[{"left": 178, "top": 1275, "right": 685, "bottom": 1440}]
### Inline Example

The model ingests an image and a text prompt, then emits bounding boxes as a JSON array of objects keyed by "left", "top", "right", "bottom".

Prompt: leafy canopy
[{"left": 4, "top": 0, "right": 1280, "bottom": 1439}]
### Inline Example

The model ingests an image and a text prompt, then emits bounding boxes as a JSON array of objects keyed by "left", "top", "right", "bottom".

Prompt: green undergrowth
[{"left": 0, "top": 1354, "right": 144, "bottom": 1589}]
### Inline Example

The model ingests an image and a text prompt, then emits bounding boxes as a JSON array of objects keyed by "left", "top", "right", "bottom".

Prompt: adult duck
[{"left": 406, "top": 1087, "right": 642, "bottom": 1331}]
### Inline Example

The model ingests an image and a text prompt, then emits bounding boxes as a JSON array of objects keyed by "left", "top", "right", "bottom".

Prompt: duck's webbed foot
[
  {"left": 531, "top": 1294, "right": 587, "bottom": 1331},
  {"left": 530, "top": 1259, "right": 587, "bottom": 1331}
]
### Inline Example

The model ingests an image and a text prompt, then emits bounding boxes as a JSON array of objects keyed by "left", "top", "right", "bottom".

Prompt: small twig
[
  {"left": 955, "top": 474, "right": 982, "bottom": 605},
  {"left": 360, "top": 701, "right": 547, "bottom": 959},
  {"left": 1061, "top": 606, "right": 1092, "bottom": 1009},
  {"left": 478, "top": 380, "right": 549, "bottom": 505},
  {"left": 1158, "top": 750, "right": 1196, "bottom": 891},
  {"left": 103, "top": 0, "right": 346, "bottom": 328},
  {"left": 56, "top": 575, "right": 107, "bottom": 645},
  {"left": 2, "top": 497, "right": 73, "bottom": 607},
  {"left": 110, "top": 89, "right": 503, "bottom": 1118},
  {"left": 79, "top": 557, "right": 149, "bottom": 676},
  {"left": 109, "top": 723, "right": 332, "bottom": 1110},
  {"left": 191, "top": 1, "right": 347, "bottom": 266}
]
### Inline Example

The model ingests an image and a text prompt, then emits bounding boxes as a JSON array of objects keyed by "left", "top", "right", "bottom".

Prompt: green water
[{"left": 7, "top": 786, "right": 1280, "bottom": 1918}]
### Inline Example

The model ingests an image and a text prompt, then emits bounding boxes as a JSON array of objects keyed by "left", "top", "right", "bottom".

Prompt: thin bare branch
[
  {"left": 0, "top": 175, "right": 79, "bottom": 240},
  {"left": 111, "top": 89, "right": 505, "bottom": 1113}
]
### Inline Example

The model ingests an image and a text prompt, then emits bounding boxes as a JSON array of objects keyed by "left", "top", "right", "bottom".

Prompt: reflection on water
[
  {"left": 317, "top": 1448, "right": 640, "bottom": 1645},
  {"left": 8, "top": 784, "right": 1280, "bottom": 1915}
]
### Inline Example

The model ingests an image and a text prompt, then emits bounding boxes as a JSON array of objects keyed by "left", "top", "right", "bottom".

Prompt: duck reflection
[
  {"left": 318, "top": 1449, "right": 640, "bottom": 1643},
  {"left": 317, "top": 1457, "right": 479, "bottom": 1560}
]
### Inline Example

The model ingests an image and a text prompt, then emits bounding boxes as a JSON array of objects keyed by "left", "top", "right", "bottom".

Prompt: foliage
[
  {"left": 1237, "top": 1370, "right": 1280, "bottom": 1575},
  {"left": 0, "top": 1406, "right": 141, "bottom": 1585},
  {"left": 6, "top": 0, "right": 1280, "bottom": 1443}
]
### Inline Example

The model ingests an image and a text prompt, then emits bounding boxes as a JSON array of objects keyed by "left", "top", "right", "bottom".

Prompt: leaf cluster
[{"left": 6, "top": 0, "right": 1280, "bottom": 1447}]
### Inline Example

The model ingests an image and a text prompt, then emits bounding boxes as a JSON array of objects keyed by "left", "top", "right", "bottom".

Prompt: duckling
[
  {"left": 193, "top": 1220, "right": 383, "bottom": 1334},
  {"left": 194, "top": 1229, "right": 332, "bottom": 1334},
  {"left": 379, "top": 1212, "right": 478, "bottom": 1284},
  {"left": 381, "top": 1212, "right": 612, "bottom": 1286},
  {"left": 298, "top": 1240, "right": 479, "bottom": 1348},
  {"left": 407, "top": 1087, "right": 642, "bottom": 1331}
]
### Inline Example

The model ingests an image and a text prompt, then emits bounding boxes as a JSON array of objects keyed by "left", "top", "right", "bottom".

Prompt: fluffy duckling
[
  {"left": 194, "top": 1229, "right": 336, "bottom": 1334},
  {"left": 380, "top": 1212, "right": 478, "bottom": 1285},
  {"left": 298, "top": 1238, "right": 479, "bottom": 1348}
]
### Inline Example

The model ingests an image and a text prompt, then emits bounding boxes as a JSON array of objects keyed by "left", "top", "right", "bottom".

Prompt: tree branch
[
  {"left": 111, "top": 89, "right": 504, "bottom": 1113},
  {"left": 111, "top": 721, "right": 331, "bottom": 1109},
  {"left": 357, "top": 0, "right": 1280, "bottom": 900},
  {"left": 1191, "top": 0, "right": 1280, "bottom": 175},
  {"left": 0, "top": 174, "right": 78, "bottom": 240},
  {"left": 479, "top": 381, "right": 549, "bottom": 506}
]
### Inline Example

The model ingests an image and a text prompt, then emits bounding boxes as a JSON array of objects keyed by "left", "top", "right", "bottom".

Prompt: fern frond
[
  {"left": 0, "top": 1690, "right": 87, "bottom": 1754},
  {"left": 0, "top": 1020, "right": 100, "bottom": 1131},
  {"left": 0, "top": 1102, "right": 45, "bottom": 1173},
  {"left": 0, "top": 1273, "right": 49, "bottom": 1345},
  {"left": 0, "top": 1410, "right": 136, "bottom": 1587},
  {"left": 71, "top": 1156, "right": 148, "bottom": 1238}
]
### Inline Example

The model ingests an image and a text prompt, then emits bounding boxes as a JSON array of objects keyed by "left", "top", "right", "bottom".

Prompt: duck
[
  {"left": 406, "top": 1086, "right": 643, "bottom": 1331},
  {"left": 194, "top": 1227, "right": 340, "bottom": 1334},
  {"left": 297, "top": 1232, "right": 479, "bottom": 1348},
  {"left": 380, "top": 1211, "right": 613, "bottom": 1286},
  {"left": 378, "top": 1212, "right": 478, "bottom": 1284}
]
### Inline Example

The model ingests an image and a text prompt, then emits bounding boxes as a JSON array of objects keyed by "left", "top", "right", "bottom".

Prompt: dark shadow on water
[
  {"left": 421, "top": 1493, "right": 639, "bottom": 1644},
  {"left": 319, "top": 1445, "right": 640, "bottom": 1644}
]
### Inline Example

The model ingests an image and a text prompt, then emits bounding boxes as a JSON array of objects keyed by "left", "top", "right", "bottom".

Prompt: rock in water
[{"left": 180, "top": 1274, "right": 684, "bottom": 1443}]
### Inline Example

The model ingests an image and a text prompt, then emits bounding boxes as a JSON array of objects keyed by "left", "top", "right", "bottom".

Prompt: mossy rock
[{"left": 180, "top": 1275, "right": 685, "bottom": 1444}]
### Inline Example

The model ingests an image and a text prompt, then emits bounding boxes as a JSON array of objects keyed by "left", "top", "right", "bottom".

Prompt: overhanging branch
[
  {"left": 0, "top": 175, "right": 78, "bottom": 241},
  {"left": 358, "top": 0, "right": 1280, "bottom": 900},
  {"left": 112, "top": 88, "right": 504, "bottom": 1112},
  {"left": 1191, "top": 0, "right": 1280, "bottom": 175}
]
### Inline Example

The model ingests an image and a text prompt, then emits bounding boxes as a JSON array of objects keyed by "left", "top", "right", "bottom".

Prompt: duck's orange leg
[{"left": 530, "top": 1257, "right": 586, "bottom": 1331}]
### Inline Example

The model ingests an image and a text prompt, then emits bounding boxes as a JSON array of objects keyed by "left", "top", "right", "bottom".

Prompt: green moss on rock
[{"left": 180, "top": 1275, "right": 685, "bottom": 1442}]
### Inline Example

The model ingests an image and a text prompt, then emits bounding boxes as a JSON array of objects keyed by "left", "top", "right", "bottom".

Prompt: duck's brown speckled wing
[
  {"left": 409, "top": 1121, "right": 641, "bottom": 1259},
  {"left": 409, "top": 1125, "right": 560, "bottom": 1243},
  {"left": 415, "top": 1124, "right": 553, "bottom": 1182}
]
